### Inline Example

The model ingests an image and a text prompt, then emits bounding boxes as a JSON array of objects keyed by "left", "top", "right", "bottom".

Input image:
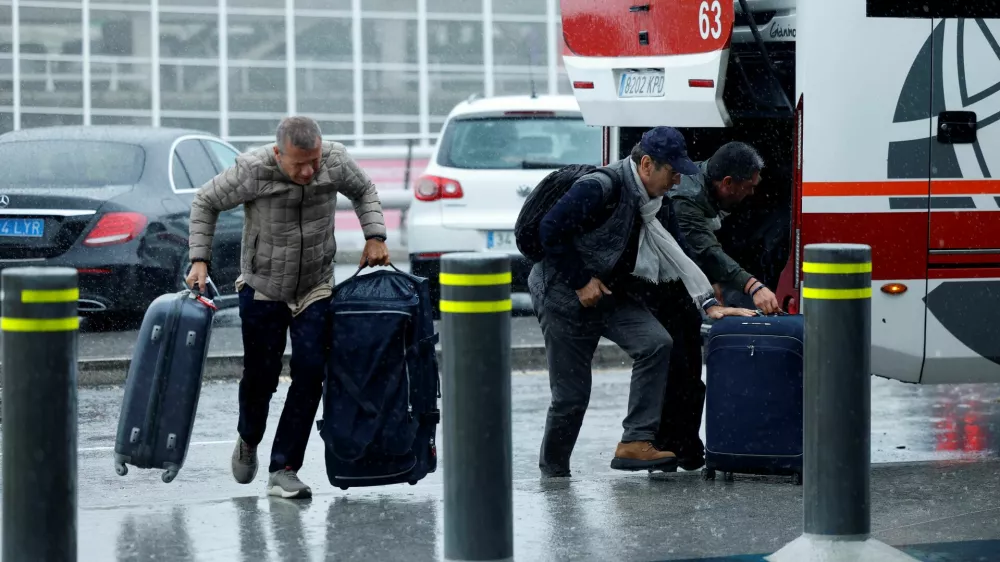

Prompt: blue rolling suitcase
[
  {"left": 317, "top": 265, "right": 441, "bottom": 490},
  {"left": 702, "top": 313, "right": 804, "bottom": 484},
  {"left": 113, "top": 287, "right": 218, "bottom": 483}
]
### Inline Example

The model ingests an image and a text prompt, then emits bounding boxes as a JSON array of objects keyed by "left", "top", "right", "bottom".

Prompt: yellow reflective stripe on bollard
[
  {"left": 440, "top": 300, "right": 513, "bottom": 314},
  {"left": 20, "top": 288, "right": 80, "bottom": 303},
  {"left": 802, "top": 262, "right": 872, "bottom": 274},
  {"left": 439, "top": 272, "right": 512, "bottom": 286},
  {"left": 0, "top": 317, "right": 80, "bottom": 332},
  {"left": 801, "top": 287, "right": 872, "bottom": 300}
]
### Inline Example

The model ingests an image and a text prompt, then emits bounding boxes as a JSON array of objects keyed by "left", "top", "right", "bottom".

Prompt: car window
[
  {"left": 174, "top": 139, "right": 219, "bottom": 189},
  {"left": 436, "top": 116, "right": 602, "bottom": 170},
  {"left": 202, "top": 140, "right": 241, "bottom": 173},
  {"left": 172, "top": 154, "right": 194, "bottom": 190},
  {"left": 190, "top": 140, "right": 245, "bottom": 221},
  {"left": 0, "top": 140, "right": 145, "bottom": 187}
]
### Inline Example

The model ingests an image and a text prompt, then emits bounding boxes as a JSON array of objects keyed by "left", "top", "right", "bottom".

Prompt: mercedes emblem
[
  {"left": 517, "top": 185, "right": 533, "bottom": 198},
  {"left": 0, "top": 195, "right": 9, "bottom": 208}
]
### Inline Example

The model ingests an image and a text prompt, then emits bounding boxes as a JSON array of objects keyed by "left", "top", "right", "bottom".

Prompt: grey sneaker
[
  {"left": 267, "top": 469, "right": 312, "bottom": 499},
  {"left": 231, "top": 437, "right": 258, "bottom": 484}
]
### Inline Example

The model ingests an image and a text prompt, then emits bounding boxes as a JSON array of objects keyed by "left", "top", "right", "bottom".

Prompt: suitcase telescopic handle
[{"left": 754, "top": 309, "right": 789, "bottom": 316}]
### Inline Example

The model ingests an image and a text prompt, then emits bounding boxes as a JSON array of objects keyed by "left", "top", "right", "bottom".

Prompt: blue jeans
[{"left": 237, "top": 285, "right": 330, "bottom": 473}]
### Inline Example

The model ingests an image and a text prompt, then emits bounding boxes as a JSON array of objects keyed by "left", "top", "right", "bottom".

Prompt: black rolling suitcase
[
  {"left": 703, "top": 313, "right": 804, "bottom": 484},
  {"left": 113, "top": 287, "right": 217, "bottom": 483}
]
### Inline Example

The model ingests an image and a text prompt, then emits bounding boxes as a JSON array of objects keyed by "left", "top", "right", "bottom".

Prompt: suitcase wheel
[
  {"left": 338, "top": 486, "right": 349, "bottom": 491},
  {"left": 115, "top": 462, "right": 128, "bottom": 477},
  {"left": 793, "top": 472, "right": 803, "bottom": 486},
  {"left": 701, "top": 468, "right": 716, "bottom": 481},
  {"left": 723, "top": 472, "right": 735, "bottom": 482},
  {"left": 162, "top": 468, "right": 179, "bottom": 483},
  {"left": 408, "top": 480, "right": 418, "bottom": 486}
]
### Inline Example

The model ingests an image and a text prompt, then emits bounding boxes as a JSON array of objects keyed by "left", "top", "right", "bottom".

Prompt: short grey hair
[
  {"left": 706, "top": 141, "right": 764, "bottom": 183},
  {"left": 276, "top": 116, "right": 322, "bottom": 153}
]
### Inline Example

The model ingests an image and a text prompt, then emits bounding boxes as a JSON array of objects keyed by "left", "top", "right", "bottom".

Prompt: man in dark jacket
[
  {"left": 528, "top": 127, "right": 755, "bottom": 478},
  {"left": 668, "top": 141, "right": 781, "bottom": 313}
]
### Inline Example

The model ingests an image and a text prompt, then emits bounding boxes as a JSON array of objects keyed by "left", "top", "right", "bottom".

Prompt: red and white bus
[{"left": 561, "top": 0, "right": 1000, "bottom": 384}]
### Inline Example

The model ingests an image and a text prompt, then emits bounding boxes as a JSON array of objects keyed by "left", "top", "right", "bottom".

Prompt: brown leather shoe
[{"left": 610, "top": 441, "right": 679, "bottom": 472}]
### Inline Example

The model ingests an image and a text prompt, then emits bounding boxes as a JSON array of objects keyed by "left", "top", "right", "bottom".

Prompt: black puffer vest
[{"left": 527, "top": 158, "right": 643, "bottom": 315}]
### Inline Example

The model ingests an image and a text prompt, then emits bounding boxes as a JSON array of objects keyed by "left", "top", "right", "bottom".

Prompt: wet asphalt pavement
[
  {"left": 3, "top": 262, "right": 1000, "bottom": 559},
  {"left": 0, "top": 371, "right": 998, "bottom": 560}
]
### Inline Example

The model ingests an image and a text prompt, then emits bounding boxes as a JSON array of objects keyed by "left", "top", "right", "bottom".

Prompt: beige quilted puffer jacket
[{"left": 188, "top": 141, "right": 387, "bottom": 304}]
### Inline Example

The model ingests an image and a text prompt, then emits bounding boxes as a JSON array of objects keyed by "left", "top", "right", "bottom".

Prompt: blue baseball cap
[{"left": 640, "top": 127, "right": 700, "bottom": 175}]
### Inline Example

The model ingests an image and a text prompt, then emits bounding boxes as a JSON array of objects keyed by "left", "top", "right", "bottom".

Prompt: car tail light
[
  {"left": 414, "top": 175, "right": 463, "bottom": 202},
  {"left": 572, "top": 81, "right": 595, "bottom": 90},
  {"left": 688, "top": 79, "right": 715, "bottom": 88},
  {"left": 83, "top": 212, "right": 148, "bottom": 247}
]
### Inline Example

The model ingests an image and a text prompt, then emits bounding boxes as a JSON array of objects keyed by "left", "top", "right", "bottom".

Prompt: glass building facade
[{"left": 0, "top": 0, "right": 572, "bottom": 150}]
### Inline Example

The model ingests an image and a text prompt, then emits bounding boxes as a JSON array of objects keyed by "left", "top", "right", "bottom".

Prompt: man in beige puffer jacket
[{"left": 185, "top": 116, "right": 389, "bottom": 499}]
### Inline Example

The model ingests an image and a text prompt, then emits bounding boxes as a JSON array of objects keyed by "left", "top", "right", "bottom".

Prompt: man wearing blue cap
[{"left": 527, "top": 126, "right": 755, "bottom": 477}]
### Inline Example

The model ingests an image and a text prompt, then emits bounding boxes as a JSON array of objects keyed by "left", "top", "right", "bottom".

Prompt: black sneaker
[
  {"left": 658, "top": 439, "right": 705, "bottom": 471},
  {"left": 676, "top": 441, "right": 706, "bottom": 471}
]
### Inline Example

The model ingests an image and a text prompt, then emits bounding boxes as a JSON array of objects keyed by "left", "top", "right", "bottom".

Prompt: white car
[{"left": 406, "top": 94, "right": 603, "bottom": 315}]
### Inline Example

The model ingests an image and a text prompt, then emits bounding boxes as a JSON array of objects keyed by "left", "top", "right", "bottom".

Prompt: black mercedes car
[{"left": 0, "top": 126, "right": 245, "bottom": 327}]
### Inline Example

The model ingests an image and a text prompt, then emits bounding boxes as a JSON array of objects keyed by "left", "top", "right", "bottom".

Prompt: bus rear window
[{"left": 436, "top": 116, "right": 602, "bottom": 170}]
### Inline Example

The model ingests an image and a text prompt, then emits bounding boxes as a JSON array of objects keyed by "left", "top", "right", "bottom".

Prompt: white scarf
[{"left": 628, "top": 159, "right": 716, "bottom": 305}]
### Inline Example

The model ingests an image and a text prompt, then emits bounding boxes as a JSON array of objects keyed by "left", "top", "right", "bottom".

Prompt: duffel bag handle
[{"left": 348, "top": 261, "right": 404, "bottom": 280}]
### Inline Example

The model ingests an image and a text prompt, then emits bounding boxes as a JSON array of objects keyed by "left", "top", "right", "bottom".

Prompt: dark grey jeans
[{"left": 534, "top": 294, "right": 673, "bottom": 475}]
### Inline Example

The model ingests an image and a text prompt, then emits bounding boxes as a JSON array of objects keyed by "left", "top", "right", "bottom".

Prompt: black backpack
[{"left": 514, "top": 164, "right": 620, "bottom": 262}]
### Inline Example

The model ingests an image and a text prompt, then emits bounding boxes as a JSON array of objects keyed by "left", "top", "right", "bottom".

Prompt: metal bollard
[
  {"left": 440, "top": 252, "right": 513, "bottom": 562},
  {"left": 2, "top": 267, "right": 80, "bottom": 562},
  {"left": 769, "top": 244, "right": 916, "bottom": 562}
]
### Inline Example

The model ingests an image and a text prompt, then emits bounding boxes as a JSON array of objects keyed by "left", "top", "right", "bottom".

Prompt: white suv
[{"left": 406, "top": 94, "right": 603, "bottom": 315}]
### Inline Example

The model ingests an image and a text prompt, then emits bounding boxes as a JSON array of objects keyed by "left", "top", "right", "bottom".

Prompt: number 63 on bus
[{"left": 699, "top": 0, "right": 723, "bottom": 40}]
